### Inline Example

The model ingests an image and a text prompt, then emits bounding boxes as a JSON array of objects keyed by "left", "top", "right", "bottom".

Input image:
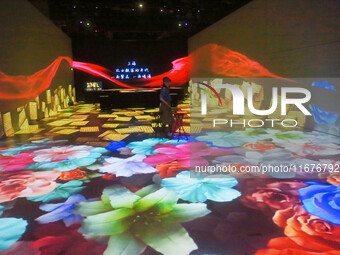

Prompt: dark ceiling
[{"left": 29, "top": 0, "right": 252, "bottom": 41}]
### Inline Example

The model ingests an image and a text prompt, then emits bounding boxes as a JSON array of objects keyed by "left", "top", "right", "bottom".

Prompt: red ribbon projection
[
  {"left": 72, "top": 61, "right": 136, "bottom": 89},
  {"left": 0, "top": 43, "right": 289, "bottom": 111},
  {"left": 193, "top": 44, "right": 283, "bottom": 78},
  {"left": 0, "top": 57, "right": 72, "bottom": 112}
]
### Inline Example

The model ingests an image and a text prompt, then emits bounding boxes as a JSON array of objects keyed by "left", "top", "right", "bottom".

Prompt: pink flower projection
[
  {"left": 143, "top": 142, "right": 234, "bottom": 167},
  {"left": 0, "top": 153, "right": 34, "bottom": 171},
  {"left": 31, "top": 145, "right": 93, "bottom": 162},
  {"left": 0, "top": 170, "right": 60, "bottom": 203}
]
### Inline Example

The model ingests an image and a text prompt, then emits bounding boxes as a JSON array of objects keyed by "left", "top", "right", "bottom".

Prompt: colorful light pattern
[
  {"left": 0, "top": 101, "right": 339, "bottom": 254},
  {"left": 0, "top": 44, "right": 287, "bottom": 111}
]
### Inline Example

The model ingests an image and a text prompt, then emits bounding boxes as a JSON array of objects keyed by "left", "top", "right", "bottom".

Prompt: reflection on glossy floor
[{"left": 0, "top": 103, "right": 339, "bottom": 255}]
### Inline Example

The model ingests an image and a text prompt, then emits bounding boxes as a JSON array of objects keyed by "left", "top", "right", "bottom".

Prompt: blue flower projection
[
  {"left": 0, "top": 145, "right": 38, "bottom": 156},
  {"left": 36, "top": 194, "right": 87, "bottom": 227},
  {"left": 161, "top": 171, "right": 241, "bottom": 203},
  {"left": 309, "top": 105, "right": 338, "bottom": 125},
  {"left": 27, "top": 157, "right": 97, "bottom": 171},
  {"left": 105, "top": 141, "right": 126, "bottom": 152},
  {"left": 0, "top": 218, "right": 27, "bottom": 251},
  {"left": 195, "top": 132, "right": 256, "bottom": 148},
  {"left": 299, "top": 182, "right": 340, "bottom": 225},
  {"left": 126, "top": 138, "right": 186, "bottom": 155},
  {"left": 312, "top": 81, "right": 336, "bottom": 91}
]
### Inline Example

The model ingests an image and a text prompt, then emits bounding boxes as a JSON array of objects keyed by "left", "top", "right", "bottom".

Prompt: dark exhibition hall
[{"left": 0, "top": 0, "right": 339, "bottom": 254}]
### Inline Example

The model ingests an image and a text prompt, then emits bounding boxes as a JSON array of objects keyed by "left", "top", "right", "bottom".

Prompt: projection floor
[{"left": 0, "top": 103, "right": 339, "bottom": 255}]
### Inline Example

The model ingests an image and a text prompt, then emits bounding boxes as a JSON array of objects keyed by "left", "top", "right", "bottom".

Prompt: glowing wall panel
[
  {"left": 0, "top": 0, "right": 74, "bottom": 137},
  {"left": 189, "top": 0, "right": 340, "bottom": 136}
]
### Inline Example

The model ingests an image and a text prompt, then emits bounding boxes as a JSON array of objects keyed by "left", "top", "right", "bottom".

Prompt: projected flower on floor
[
  {"left": 265, "top": 206, "right": 340, "bottom": 254},
  {"left": 261, "top": 130, "right": 307, "bottom": 143},
  {"left": 299, "top": 182, "right": 340, "bottom": 225},
  {"left": 126, "top": 138, "right": 187, "bottom": 155},
  {"left": 161, "top": 171, "right": 241, "bottom": 203},
  {"left": 242, "top": 142, "right": 276, "bottom": 152},
  {"left": 28, "top": 157, "right": 99, "bottom": 171},
  {"left": 280, "top": 141, "right": 340, "bottom": 157},
  {"left": 75, "top": 185, "right": 210, "bottom": 255},
  {"left": 59, "top": 169, "right": 87, "bottom": 180},
  {"left": 243, "top": 149, "right": 297, "bottom": 178},
  {"left": 326, "top": 172, "right": 340, "bottom": 186},
  {"left": 0, "top": 170, "right": 60, "bottom": 203},
  {"left": 255, "top": 236, "right": 340, "bottom": 255},
  {"left": 279, "top": 206, "right": 340, "bottom": 239},
  {"left": 243, "top": 149, "right": 321, "bottom": 178},
  {"left": 195, "top": 132, "right": 256, "bottom": 147},
  {"left": 0, "top": 145, "right": 38, "bottom": 156},
  {"left": 308, "top": 131, "right": 340, "bottom": 145},
  {"left": 213, "top": 154, "right": 252, "bottom": 166},
  {"left": 239, "top": 180, "right": 307, "bottom": 214},
  {"left": 244, "top": 149, "right": 293, "bottom": 164},
  {"left": 0, "top": 153, "right": 34, "bottom": 171},
  {"left": 156, "top": 161, "right": 189, "bottom": 178},
  {"left": 117, "top": 147, "right": 134, "bottom": 155},
  {"left": 236, "top": 128, "right": 269, "bottom": 137},
  {"left": 31, "top": 223, "right": 107, "bottom": 255},
  {"left": 36, "top": 194, "right": 87, "bottom": 227},
  {"left": 105, "top": 141, "right": 126, "bottom": 152},
  {"left": 0, "top": 241, "right": 39, "bottom": 255},
  {"left": 28, "top": 180, "right": 85, "bottom": 203},
  {"left": 31, "top": 145, "right": 105, "bottom": 162},
  {"left": 143, "top": 142, "right": 234, "bottom": 167},
  {"left": 99, "top": 154, "right": 156, "bottom": 177},
  {"left": 0, "top": 217, "right": 27, "bottom": 252}
]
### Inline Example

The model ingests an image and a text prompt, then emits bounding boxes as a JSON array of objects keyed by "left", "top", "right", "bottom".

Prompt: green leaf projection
[{"left": 75, "top": 185, "right": 211, "bottom": 255}]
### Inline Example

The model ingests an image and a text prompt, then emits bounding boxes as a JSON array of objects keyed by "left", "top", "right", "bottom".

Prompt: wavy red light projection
[
  {"left": 196, "top": 44, "right": 283, "bottom": 79},
  {"left": 72, "top": 61, "right": 135, "bottom": 89},
  {"left": 72, "top": 56, "right": 190, "bottom": 88},
  {"left": 0, "top": 57, "right": 72, "bottom": 112},
  {"left": 0, "top": 43, "right": 288, "bottom": 111},
  {"left": 139, "top": 56, "right": 190, "bottom": 87}
]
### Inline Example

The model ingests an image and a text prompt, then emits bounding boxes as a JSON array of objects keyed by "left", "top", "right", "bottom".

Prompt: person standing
[{"left": 159, "top": 77, "right": 174, "bottom": 136}]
